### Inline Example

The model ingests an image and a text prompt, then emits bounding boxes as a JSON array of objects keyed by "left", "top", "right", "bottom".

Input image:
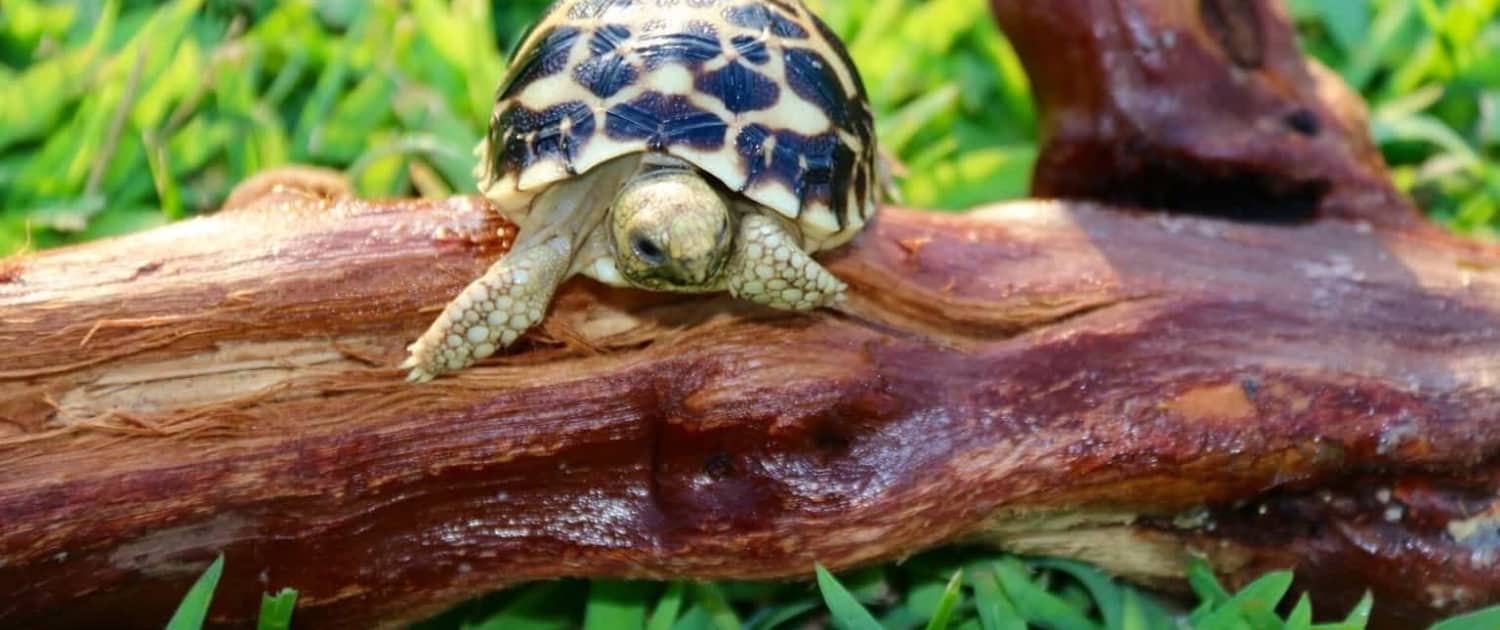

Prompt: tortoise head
[{"left": 609, "top": 166, "right": 734, "bottom": 291}]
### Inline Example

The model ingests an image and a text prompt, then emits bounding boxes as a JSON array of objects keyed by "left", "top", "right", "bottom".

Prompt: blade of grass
[
  {"left": 1034, "top": 558, "right": 1125, "bottom": 630},
  {"left": 670, "top": 605, "right": 712, "bottom": 630},
  {"left": 257, "top": 588, "right": 298, "bottom": 630},
  {"left": 466, "top": 581, "right": 574, "bottom": 630},
  {"left": 878, "top": 604, "right": 928, "bottom": 630},
  {"left": 1187, "top": 553, "right": 1233, "bottom": 610},
  {"left": 1429, "top": 603, "right": 1500, "bottom": 630},
  {"left": 647, "top": 582, "right": 686, "bottom": 630},
  {"left": 971, "top": 569, "right": 1024, "bottom": 630},
  {"left": 143, "top": 130, "right": 182, "bottom": 219},
  {"left": 165, "top": 554, "right": 225, "bottom": 630},
  {"left": 0, "top": 0, "right": 118, "bottom": 151},
  {"left": 694, "top": 582, "right": 742, "bottom": 630},
  {"left": 584, "top": 580, "right": 652, "bottom": 630},
  {"left": 880, "top": 83, "right": 960, "bottom": 155},
  {"left": 1287, "top": 593, "right": 1314, "bottom": 630},
  {"left": 816, "top": 565, "right": 884, "bottom": 630},
  {"left": 1193, "top": 570, "right": 1294, "bottom": 630},
  {"left": 1343, "top": 0, "right": 1419, "bottom": 89},
  {"left": 1310, "top": 591, "right": 1373, "bottom": 630},
  {"left": 923, "top": 569, "right": 965, "bottom": 630},
  {"left": 748, "top": 599, "right": 820, "bottom": 630},
  {"left": 1120, "top": 588, "right": 1149, "bottom": 630},
  {"left": 991, "top": 558, "right": 1100, "bottom": 630},
  {"left": 1374, "top": 114, "right": 1483, "bottom": 170}
]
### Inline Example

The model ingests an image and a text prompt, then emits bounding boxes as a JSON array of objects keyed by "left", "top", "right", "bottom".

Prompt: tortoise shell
[{"left": 476, "top": 0, "right": 879, "bottom": 251}]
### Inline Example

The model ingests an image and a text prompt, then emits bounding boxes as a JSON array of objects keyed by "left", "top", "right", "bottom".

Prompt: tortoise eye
[{"left": 632, "top": 234, "right": 665, "bottom": 265}]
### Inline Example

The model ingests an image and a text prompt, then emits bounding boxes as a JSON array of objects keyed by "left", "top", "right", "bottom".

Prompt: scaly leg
[
  {"left": 726, "top": 214, "right": 847, "bottom": 311},
  {"left": 402, "top": 236, "right": 573, "bottom": 382}
]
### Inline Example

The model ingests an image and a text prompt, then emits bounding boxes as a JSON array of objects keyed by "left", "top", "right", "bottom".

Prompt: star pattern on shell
[{"left": 477, "top": 0, "right": 879, "bottom": 253}]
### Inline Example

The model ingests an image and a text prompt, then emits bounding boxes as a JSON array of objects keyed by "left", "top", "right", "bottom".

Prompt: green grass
[
  {"left": 4, "top": 0, "right": 1499, "bottom": 628},
  {"left": 1285, "top": 0, "right": 1500, "bottom": 235},
  {"left": 5, "top": 0, "right": 1490, "bottom": 256},
  {"left": 169, "top": 549, "right": 1500, "bottom": 629},
  {"left": 165, "top": 553, "right": 224, "bottom": 630}
]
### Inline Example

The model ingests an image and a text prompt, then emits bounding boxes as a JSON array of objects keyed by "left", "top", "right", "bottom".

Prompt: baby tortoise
[{"left": 404, "top": 0, "right": 883, "bottom": 381}]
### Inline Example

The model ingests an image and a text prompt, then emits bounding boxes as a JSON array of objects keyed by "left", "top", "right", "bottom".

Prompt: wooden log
[
  {"left": 990, "top": 0, "right": 1423, "bottom": 229},
  {"left": 1, "top": 188, "right": 1497, "bottom": 628},
  {"left": 977, "top": 2, "right": 1499, "bottom": 623}
]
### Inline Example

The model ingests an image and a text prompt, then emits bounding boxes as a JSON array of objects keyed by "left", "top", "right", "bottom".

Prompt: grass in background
[
  {"left": 167, "top": 547, "right": 1500, "bottom": 629},
  {"left": 4, "top": 0, "right": 1499, "bottom": 628},
  {"left": 0, "top": 0, "right": 1494, "bottom": 256},
  {"left": 6, "top": 0, "right": 1492, "bottom": 256},
  {"left": 1286, "top": 0, "right": 1500, "bottom": 235},
  {"left": 0, "top": 0, "right": 1038, "bottom": 255}
]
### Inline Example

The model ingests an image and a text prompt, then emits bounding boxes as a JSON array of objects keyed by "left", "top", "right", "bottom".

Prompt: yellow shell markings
[{"left": 478, "top": 0, "right": 879, "bottom": 253}]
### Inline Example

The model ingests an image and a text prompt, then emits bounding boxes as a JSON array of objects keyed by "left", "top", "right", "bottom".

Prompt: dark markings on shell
[
  {"left": 764, "top": 0, "right": 804, "bottom": 17},
  {"left": 488, "top": 0, "right": 877, "bottom": 231},
  {"left": 574, "top": 24, "right": 639, "bottom": 98},
  {"left": 636, "top": 29, "right": 723, "bottom": 69},
  {"left": 606, "top": 92, "right": 729, "bottom": 151},
  {"left": 852, "top": 164, "right": 869, "bottom": 220},
  {"left": 494, "top": 101, "right": 597, "bottom": 174},
  {"left": 589, "top": 23, "right": 633, "bottom": 55},
  {"left": 808, "top": 5, "right": 879, "bottom": 218},
  {"left": 729, "top": 34, "right": 770, "bottom": 65},
  {"left": 499, "top": 26, "right": 582, "bottom": 101},
  {"left": 782, "top": 47, "right": 849, "bottom": 128},
  {"left": 736, "top": 124, "right": 852, "bottom": 229},
  {"left": 722, "top": 3, "right": 809, "bottom": 39},
  {"left": 695, "top": 61, "right": 780, "bottom": 113},
  {"left": 807, "top": 9, "right": 870, "bottom": 102}
]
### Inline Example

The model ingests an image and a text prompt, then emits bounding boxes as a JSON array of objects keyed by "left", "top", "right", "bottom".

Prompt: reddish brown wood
[
  {"left": 990, "top": 0, "right": 1422, "bottom": 229},
  {"left": 0, "top": 189, "right": 1497, "bottom": 628},
  {"left": 973, "top": 4, "right": 1500, "bottom": 621}
]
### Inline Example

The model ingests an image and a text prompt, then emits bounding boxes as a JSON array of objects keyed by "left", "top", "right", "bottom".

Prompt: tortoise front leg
[
  {"left": 402, "top": 236, "right": 573, "bottom": 382},
  {"left": 726, "top": 214, "right": 847, "bottom": 311}
]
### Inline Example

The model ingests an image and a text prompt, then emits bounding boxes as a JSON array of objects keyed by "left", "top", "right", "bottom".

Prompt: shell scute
[
  {"left": 734, "top": 124, "right": 853, "bottom": 230},
  {"left": 695, "top": 61, "right": 780, "bottom": 113},
  {"left": 636, "top": 28, "right": 723, "bottom": 69},
  {"left": 605, "top": 93, "right": 730, "bottom": 151},
  {"left": 573, "top": 26, "right": 639, "bottom": 98},
  {"left": 728, "top": 34, "right": 771, "bottom": 65},
  {"left": 722, "top": 3, "right": 808, "bottom": 39},
  {"left": 499, "top": 25, "right": 583, "bottom": 102},
  {"left": 782, "top": 47, "right": 854, "bottom": 129}
]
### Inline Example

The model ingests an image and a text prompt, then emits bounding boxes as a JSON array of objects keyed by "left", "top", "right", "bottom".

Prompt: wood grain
[{"left": 1, "top": 190, "right": 1496, "bottom": 628}]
